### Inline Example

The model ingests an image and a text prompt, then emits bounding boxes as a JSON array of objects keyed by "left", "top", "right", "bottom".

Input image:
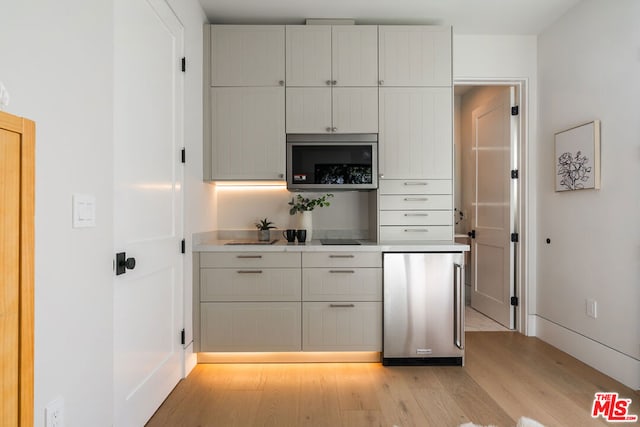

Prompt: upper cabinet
[
  {"left": 286, "top": 25, "right": 378, "bottom": 87},
  {"left": 378, "top": 26, "right": 452, "bottom": 87},
  {"left": 210, "top": 25, "right": 285, "bottom": 87},
  {"left": 204, "top": 25, "right": 286, "bottom": 181},
  {"left": 285, "top": 25, "right": 378, "bottom": 133}
]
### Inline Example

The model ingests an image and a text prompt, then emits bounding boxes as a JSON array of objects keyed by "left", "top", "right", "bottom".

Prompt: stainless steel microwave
[{"left": 286, "top": 134, "right": 378, "bottom": 190}]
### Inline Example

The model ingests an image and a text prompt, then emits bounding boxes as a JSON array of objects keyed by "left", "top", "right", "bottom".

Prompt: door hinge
[
  {"left": 181, "top": 57, "right": 186, "bottom": 72},
  {"left": 181, "top": 238, "right": 186, "bottom": 254},
  {"left": 511, "top": 169, "right": 519, "bottom": 179},
  {"left": 511, "top": 106, "right": 519, "bottom": 116},
  {"left": 510, "top": 296, "right": 519, "bottom": 306},
  {"left": 180, "top": 328, "right": 185, "bottom": 345},
  {"left": 511, "top": 233, "right": 519, "bottom": 243},
  {"left": 181, "top": 148, "right": 185, "bottom": 163},
  {"left": 468, "top": 229, "right": 476, "bottom": 239}
]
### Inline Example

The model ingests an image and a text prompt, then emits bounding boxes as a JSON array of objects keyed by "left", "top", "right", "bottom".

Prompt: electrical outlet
[
  {"left": 586, "top": 299, "right": 598, "bottom": 319},
  {"left": 45, "top": 397, "right": 64, "bottom": 427}
]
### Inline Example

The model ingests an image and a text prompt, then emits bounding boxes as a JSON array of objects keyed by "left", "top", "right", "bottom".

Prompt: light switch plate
[{"left": 72, "top": 194, "right": 96, "bottom": 228}]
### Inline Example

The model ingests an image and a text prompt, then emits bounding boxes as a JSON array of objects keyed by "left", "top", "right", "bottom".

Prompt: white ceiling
[{"left": 198, "top": 0, "right": 581, "bottom": 35}]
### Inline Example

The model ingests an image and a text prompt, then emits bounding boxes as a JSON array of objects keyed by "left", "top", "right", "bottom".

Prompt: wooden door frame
[
  {"left": 0, "top": 110, "right": 35, "bottom": 426},
  {"left": 453, "top": 78, "right": 529, "bottom": 336}
]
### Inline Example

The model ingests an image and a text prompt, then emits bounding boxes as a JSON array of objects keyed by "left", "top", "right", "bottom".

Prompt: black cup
[
  {"left": 282, "top": 229, "right": 296, "bottom": 243},
  {"left": 296, "top": 229, "right": 307, "bottom": 243}
]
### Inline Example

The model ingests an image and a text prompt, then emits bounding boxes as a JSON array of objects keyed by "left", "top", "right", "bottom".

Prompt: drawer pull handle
[
  {"left": 329, "top": 255, "right": 355, "bottom": 258},
  {"left": 236, "top": 255, "right": 262, "bottom": 259},
  {"left": 404, "top": 213, "right": 429, "bottom": 217},
  {"left": 404, "top": 197, "right": 428, "bottom": 201},
  {"left": 404, "top": 182, "right": 428, "bottom": 186},
  {"left": 237, "top": 270, "right": 263, "bottom": 274},
  {"left": 404, "top": 229, "right": 429, "bottom": 233},
  {"left": 329, "top": 304, "right": 355, "bottom": 308},
  {"left": 329, "top": 270, "right": 355, "bottom": 274}
]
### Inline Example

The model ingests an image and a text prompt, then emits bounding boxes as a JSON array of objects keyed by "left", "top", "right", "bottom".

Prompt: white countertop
[{"left": 193, "top": 233, "right": 469, "bottom": 253}]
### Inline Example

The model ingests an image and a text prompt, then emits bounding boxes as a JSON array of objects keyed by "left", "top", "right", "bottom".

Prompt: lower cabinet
[
  {"left": 196, "top": 251, "right": 382, "bottom": 353},
  {"left": 303, "top": 302, "right": 381, "bottom": 351},
  {"left": 301, "top": 252, "right": 382, "bottom": 351},
  {"left": 201, "top": 302, "right": 301, "bottom": 351}
]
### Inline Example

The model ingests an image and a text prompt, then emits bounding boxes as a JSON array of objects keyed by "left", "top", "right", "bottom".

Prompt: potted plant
[
  {"left": 288, "top": 194, "right": 333, "bottom": 241},
  {"left": 255, "top": 218, "right": 276, "bottom": 241}
]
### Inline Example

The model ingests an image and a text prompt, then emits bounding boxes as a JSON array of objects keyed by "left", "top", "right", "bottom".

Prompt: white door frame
[{"left": 454, "top": 78, "right": 529, "bottom": 335}]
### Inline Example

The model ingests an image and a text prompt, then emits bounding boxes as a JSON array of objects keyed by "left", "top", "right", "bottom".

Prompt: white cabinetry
[
  {"left": 379, "top": 180, "right": 453, "bottom": 241},
  {"left": 204, "top": 25, "right": 286, "bottom": 181},
  {"left": 379, "top": 87, "right": 452, "bottom": 179},
  {"left": 198, "top": 252, "right": 302, "bottom": 352},
  {"left": 378, "top": 25, "right": 451, "bottom": 87},
  {"left": 301, "top": 252, "right": 382, "bottom": 351},
  {"left": 285, "top": 25, "right": 378, "bottom": 133}
]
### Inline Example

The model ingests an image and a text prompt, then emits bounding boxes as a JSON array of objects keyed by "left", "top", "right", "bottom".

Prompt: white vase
[{"left": 297, "top": 211, "right": 313, "bottom": 241}]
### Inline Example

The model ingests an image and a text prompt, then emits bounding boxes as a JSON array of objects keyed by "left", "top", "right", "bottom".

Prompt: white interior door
[
  {"left": 113, "top": 0, "right": 184, "bottom": 425},
  {"left": 470, "top": 87, "right": 515, "bottom": 329}
]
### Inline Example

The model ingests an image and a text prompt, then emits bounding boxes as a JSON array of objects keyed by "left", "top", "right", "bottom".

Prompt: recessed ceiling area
[{"left": 197, "top": 0, "right": 581, "bottom": 34}]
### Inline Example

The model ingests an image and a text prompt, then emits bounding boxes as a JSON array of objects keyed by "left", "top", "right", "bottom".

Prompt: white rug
[{"left": 460, "top": 416, "right": 545, "bottom": 427}]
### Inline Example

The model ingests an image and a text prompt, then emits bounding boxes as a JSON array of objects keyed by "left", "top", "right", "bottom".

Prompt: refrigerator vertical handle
[{"left": 454, "top": 263, "right": 464, "bottom": 350}]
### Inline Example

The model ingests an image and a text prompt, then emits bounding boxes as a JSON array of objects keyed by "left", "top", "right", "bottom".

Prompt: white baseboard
[
  {"left": 535, "top": 315, "right": 639, "bottom": 390},
  {"left": 183, "top": 342, "right": 197, "bottom": 378},
  {"left": 525, "top": 314, "right": 537, "bottom": 336}
]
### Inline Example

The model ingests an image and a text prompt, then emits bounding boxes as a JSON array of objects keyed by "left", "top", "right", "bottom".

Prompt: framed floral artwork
[{"left": 554, "top": 120, "right": 601, "bottom": 191}]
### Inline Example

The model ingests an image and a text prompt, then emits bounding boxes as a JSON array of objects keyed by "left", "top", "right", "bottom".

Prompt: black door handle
[{"left": 116, "top": 252, "right": 136, "bottom": 275}]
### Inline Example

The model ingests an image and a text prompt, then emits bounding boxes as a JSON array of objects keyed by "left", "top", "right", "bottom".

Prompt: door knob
[{"left": 115, "top": 252, "right": 136, "bottom": 275}]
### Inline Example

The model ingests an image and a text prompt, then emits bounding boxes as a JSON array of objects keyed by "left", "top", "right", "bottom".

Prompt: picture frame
[{"left": 554, "top": 120, "right": 601, "bottom": 192}]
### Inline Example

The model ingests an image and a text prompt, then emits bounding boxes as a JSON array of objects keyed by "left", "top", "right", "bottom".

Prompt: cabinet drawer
[
  {"left": 303, "top": 268, "right": 382, "bottom": 301},
  {"left": 200, "top": 302, "right": 301, "bottom": 352},
  {"left": 379, "top": 210, "right": 452, "bottom": 226},
  {"left": 302, "top": 252, "right": 381, "bottom": 268},
  {"left": 379, "top": 195, "right": 451, "bottom": 211},
  {"left": 201, "top": 268, "right": 301, "bottom": 302},
  {"left": 303, "top": 302, "right": 381, "bottom": 351},
  {"left": 379, "top": 225, "right": 453, "bottom": 241},
  {"left": 379, "top": 179, "right": 452, "bottom": 195},
  {"left": 200, "top": 252, "right": 300, "bottom": 268}
]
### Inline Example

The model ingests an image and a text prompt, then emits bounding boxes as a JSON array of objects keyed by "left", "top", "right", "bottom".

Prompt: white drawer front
[
  {"left": 303, "top": 268, "right": 382, "bottom": 301},
  {"left": 379, "top": 195, "right": 452, "bottom": 210},
  {"left": 303, "top": 301, "right": 382, "bottom": 351},
  {"left": 379, "top": 225, "right": 453, "bottom": 241},
  {"left": 379, "top": 210, "right": 453, "bottom": 226},
  {"left": 379, "top": 179, "right": 452, "bottom": 195},
  {"left": 302, "top": 252, "right": 381, "bottom": 268},
  {"left": 201, "top": 268, "right": 301, "bottom": 302},
  {"left": 200, "top": 302, "right": 301, "bottom": 352},
  {"left": 200, "top": 252, "right": 300, "bottom": 268}
]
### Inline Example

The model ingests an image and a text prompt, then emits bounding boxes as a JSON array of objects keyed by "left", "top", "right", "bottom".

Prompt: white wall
[
  {"left": 453, "top": 34, "right": 538, "bottom": 330},
  {"left": 1, "top": 0, "right": 208, "bottom": 425},
  {"left": 0, "top": 1, "right": 114, "bottom": 425},
  {"left": 536, "top": 0, "right": 640, "bottom": 388}
]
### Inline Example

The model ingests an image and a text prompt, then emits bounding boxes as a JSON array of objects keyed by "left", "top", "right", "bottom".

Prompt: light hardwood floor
[
  {"left": 465, "top": 306, "right": 511, "bottom": 332},
  {"left": 147, "top": 333, "right": 639, "bottom": 427}
]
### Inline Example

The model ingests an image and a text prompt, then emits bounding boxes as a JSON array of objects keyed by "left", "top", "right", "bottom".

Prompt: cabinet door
[
  {"left": 303, "top": 302, "right": 382, "bottom": 351},
  {"left": 332, "top": 88, "right": 378, "bottom": 133},
  {"left": 286, "top": 87, "right": 332, "bottom": 133},
  {"left": 379, "top": 225, "right": 453, "bottom": 241},
  {"left": 209, "top": 87, "right": 285, "bottom": 180},
  {"left": 332, "top": 25, "right": 378, "bottom": 87},
  {"left": 201, "top": 302, "right": 301, "bottom": 351},
  {"left": 286, "top": 25, "right": 332, "bottom": 87},
  {"left": 210, "top": 25, "right": 285, "bottom": 87},
  {"left": 378, "top": 26, "right": 451, "bottom": 87},
  {"left": 379, "top": 87, "right": 452, "bottom": 179}
]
